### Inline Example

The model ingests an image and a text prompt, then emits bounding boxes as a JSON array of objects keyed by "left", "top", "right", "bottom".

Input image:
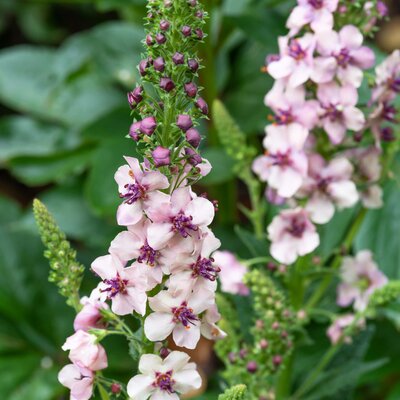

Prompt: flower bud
[
  {"left": 160, "top": 77, "right": 176, "bottom": 92},
  {"left": 139, "top": 59, "right": 150, "bottom": 76},
  {"left": 185, "top": 128, "right": 201, "bottom": 147},
  {"left": 188, "top": 58, "right": 199, "bottom": 72},
  {"left": 228, "top": 352, "right": 236, "bottom": 363},
  {"left": 381, "top": 126, "right": 395, "bottom": 141},
  {"left": 146, "top": 34, "right": 154, "bottom": 46},
  {"left": 156, "top": 33, "right": 166, "bottom": 44},
  {"left": 195, "top": 28, "right": 204, "bottom": 40},
  {"left": 188, "top": 0, "right": 197, "bottom": 5},
  {"left": 273, "top": 355, "right": 282, "bottom": 366},
  {"left": 377, "top": 1, "right": 388, "bottom": 17},
  {"left": 177, "top": 115, "right": 193, "bottom": 132},
  {"left": 260, "top": 339, "right": 269, "bottom": 349},
  {"left": 172, "top": 52, "right": 185, "bottom": 65},
  {"left": 239, "top": 348, "right": 248, "bottom": 359},
  {"left": 140, "top": 116, "right": 157, "bottom": 136},
  {"left": 185, "top": 147, "right": 202, "bottom": 166},
  {"left": 129, "top": 122, "right": 141, "bottom": 141},
  {"left": 127, "top": 86, "right": 143, "bottom": 109},
  {"left": 153, "top": 56, "right": 165, "bottom": 72},
  {"left": 182, "top": 25, "right": 192, "bottom": 37},
  {"left": 247, "top": 361, "right": 258, "bottom": 373},
  {"left": 111, "top": 384, "right": 121, "bottom": 394},
  {"left": 159, "top": 347, "right": 170, "bottom": 358},
  {"left": 160, "top": 20, "right": 170, "bottom": 31},
  {"left": 152, "top": 146, "right": 171, "bottom": 167},
  {"left": 195, "top": 97, "right": 209, "bottom": 115},
  {"left": 184, "top": 82, "right": 198, "bottom": 98}
]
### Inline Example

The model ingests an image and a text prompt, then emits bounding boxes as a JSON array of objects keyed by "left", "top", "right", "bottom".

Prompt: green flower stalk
[
  {"left": 33, "top": 199, "right": 84, "bottom": 311},
  {"left": 218, "top": 384, "right": 247, "bottom": 400}
]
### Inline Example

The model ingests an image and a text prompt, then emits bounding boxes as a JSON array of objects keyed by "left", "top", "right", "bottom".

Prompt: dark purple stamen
[
  {"left": 322, "top": 103, "right": 343, "bottom": 122},
  {"left": 389, "top": 77, "right": 400, "bottom": 93},
  {"left": 382, "top": 102, "right": 397, "bottom": 122},
  {"left": 172, "top": 302, "right": 199, "bottom": 328},
  {"left": 274, "top": 109, "right": 295, "bottom": 125},
  {"left": 154, "top": 370, "right": 175, "bottom": 393},
  {"left": 270, "top": 151, "right": 292, "bottom": 167},
  {"left": 191, "top": 256, "right": 221, "bottom": 281},
  {"left": 288, "top": 40, "right": 306, "bottom": 61},
  {"left": 308, "top": 0, "right": 324, "bottom": 9},
  {"left": 138, "top": 241, "right": 159, "bottom": 266},
  {"left": 287, "top": 215, "right": 307, "bottom": 238},
  {"left": 171, "top": 212, "right": 198, "bottom": 238},
  {"left": 120, "top": 182, "right": 146, "bottom": 204},
  {"left": 101, "top": 273, "right": 128, "bottom": 298},
  {"left": 335, "top": 48, "right": 351, "bottom": 68}
]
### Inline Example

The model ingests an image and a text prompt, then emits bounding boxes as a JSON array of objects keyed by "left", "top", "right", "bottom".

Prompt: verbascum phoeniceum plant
[{"left": 33, "top": 0, "right": 400, "bottom": 399}]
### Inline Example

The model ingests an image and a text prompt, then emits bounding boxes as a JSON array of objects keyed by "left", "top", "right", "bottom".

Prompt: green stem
[
  {"left": 276, "top": 352, "right": 294, "bottom": 400},
  {"left": 245, "top": 256, "right": 271, "bottom": 266}
]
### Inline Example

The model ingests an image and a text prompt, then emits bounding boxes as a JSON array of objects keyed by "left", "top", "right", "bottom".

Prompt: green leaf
[
  {"left": 201, "top": 148, "right": 235, "bottom": 185},
  {"left": 234, "top": 225, "right": 267, "bottom": 258}
]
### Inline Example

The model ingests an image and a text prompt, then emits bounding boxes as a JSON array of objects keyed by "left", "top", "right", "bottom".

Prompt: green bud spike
[
  {"left": 368, "top": 281, "right": 400, "bottom": 309},
  {"left": 33, "top": 199, "right": 84, "bottom": 311},
  {"left": 218, "top": 385, "right": 247, "bottom": 400}
]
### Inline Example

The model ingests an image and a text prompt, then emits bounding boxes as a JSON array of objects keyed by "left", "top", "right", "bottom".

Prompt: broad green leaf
[{"left": 201, "top": 148, "right": 235, "bottom": 185}]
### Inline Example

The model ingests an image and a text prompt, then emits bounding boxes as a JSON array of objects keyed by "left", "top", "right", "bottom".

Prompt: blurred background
[{"left": 0, "top": 0, "right": 400, "bottom": 399}]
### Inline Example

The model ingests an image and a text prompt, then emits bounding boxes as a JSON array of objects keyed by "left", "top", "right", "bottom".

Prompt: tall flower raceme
[{"left": 34, "top": 1, "right": 229, "bottom": 399}]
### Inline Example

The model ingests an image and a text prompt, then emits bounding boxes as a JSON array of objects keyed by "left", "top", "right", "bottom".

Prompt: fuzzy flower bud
[
  {"left": 140, "top": 116, "right": 157, "bottom": 136},
  {"left": 177, "top": 114, "right": 193, "bottom": 132},
  {"left": 127, "top": 86, "right": 143, "bottom": 109},
  {"left": 160, "top": 20, "right": 170, "bottom": 31},
  {"left": 195, "top": 28, "right": 204, "bottom": 40},
  {"left": 182, "top": 25, "right": 192, "bottom": 37},
  {"left": 139, "top": 59, "right": 150, "bottom": 76},
  {"left": 188, "top": 58, "right": 199, "bottom": 72},
  {"left": 247, "top": 361, "right": 258, "bottom": 373},
  {"left": 155, "top": 33, "right": 166, "bottom": 44},
  {"left": 173, "top": 52, "right": 185, "bottom": 65},
  {"left": 129, "top": 122, "right": 142, "bottom": 141},
  {"left": 185, "top": 128, "right": 201, "bottom": 147},
  {"left": 195, "top": 97, "right": 209, "bottom": 115},
  {"left": 185, "top": 147, "right": 202, "bottom": 166},
  {"left": 146, "top": 34, "right": 154, "bottom": 46},
  {"left": 152, "top": 146, "right": 171, "bottom": 167},
  {"left": 160, "top": 77, "right": 176, "bottom": 92},
  {"left": 153, "top": 56, "right": 166, "bottom": 72},
  {"left": 184, "top": 82, "right": 198, "bottom": 97}
]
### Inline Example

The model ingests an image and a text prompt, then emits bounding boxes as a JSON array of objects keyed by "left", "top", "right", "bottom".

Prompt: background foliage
[{"left": 0, "top": 0, "right": 400, "bottom": 399}]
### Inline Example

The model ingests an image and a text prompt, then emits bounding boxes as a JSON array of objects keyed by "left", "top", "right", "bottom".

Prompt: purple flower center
[
  {"left": 288, "top": 40, "right": 306, "bottom": 61},
  {"left": 322, "top": 103, "right": 343, "bottom": 122},
  {"left": 308, "top": 0, "right": 324, "bottom": 9},
  {"left": 172, "top": 302, "right": 198, "bottom": 328},
  {"left": 335, "top": 48, "right": 351, "bottom": 68},
  {"left": 382, "top": 102, "right": 397, "bottom": 122},
  {"left": 191, "top": 256, "right": 221, "bottom": 281},
  {"left": 120, "top": 182, "right": 146, "bottom": 204},
  {"left": 316, "top": 176, "right": 333, "bottom": 192},
  {"left": 171, "top": 212, "right": 198, "bottom": 238},
  {"left": 389, "top": 77, "right": 400, "bottom": 93},
  {"left": 138, "top": 241, "right": 159, "bottom": 266},
  {"left": 274, "top": 109, "right": 295, "bottom": 125},
  {"left": 270, "top": 151, "right": 292, "bottom": 167},
  {"left": 101, "top": 273, "right": 128, "bottom": 298},
  {"left": 287, "top": 215, "right": 307, "bottom": 238},
  {"left": 154, "top": 371, "right": 175, "bottom": 393}
]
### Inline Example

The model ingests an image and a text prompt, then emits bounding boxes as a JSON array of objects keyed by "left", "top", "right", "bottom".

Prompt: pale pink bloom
[
  {"left": 337, "top": 250, "right": 388, "bottom": 311},
  {"left": 201, "top": 304, "right": 227, "bottom": 341},
  {"left": 287, "top": 0, "right": 338, "bottom": 36},
  {"left": 115, "top": 156, "right": 169, "bottom": 226},
  {"left": 91, "top": 254, "right": 148, "bottom": 316},
  {"left": 268, "top": 208, "right": 320, "bottom": 265},
  {"left": 73, "top": 296, "right": 108, "bottom": 332},
  {"left": 361, "top": 185, "right": 383, "bottom": 209},
  {"left": 314, "top": 25, "right": 375, "bottom": 87},
  {"left": 212, "top": 250, "right": 249, "bottom": 296},
  {"left": 300, "top": 155, "right": 359, "bottom": 224},
  {"left": 265, "top": 81, "right": 319, "bottom": 130},
  {"left": 268, "top": 34, "right": 316, "bottom": 87},
  {"left": 252, "top": 124, "right": 308, "bottom": 198},
  {"left": 146, "top": 187, "right": 215, "bottom": 249},
  {"left": 317, "top": 83, "right": 365, "bottom": 144},
  {"left": 144, "top": 286, "right": 214, "bottom": 349},
  {"left": 356, "top": 147, "right": 382, "bottom": 183},
  {"left": 372, "top": 50, "right": 400, "bottom": 103},
  {"left": 127, "top": 351, "right": 201, "bottom": 400},
  {"left": 58, "top": 363, "right": 94, "bottom": 400},
  {"left": 327, "top": 314, "right": 356, "bottom": 345},
  {"left": 62, "top": 330, "right": 108, "bottom": 371}
]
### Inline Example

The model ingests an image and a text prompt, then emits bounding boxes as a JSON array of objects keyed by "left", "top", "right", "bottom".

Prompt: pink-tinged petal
[
  {"left": 339, "top": 25, "right": 363, "bottom": 49},
  {"left": 144, "top": 312, "right": 175, "bottom": 341},
  {"left": 124, "top": 156, "right": 143, "bottom": 180},
  {"left": 59, "top": 364, "right": 94, "bottom": 400},
  {"left": 141, "top": 171, "right": 169, "bottom": 191},
  {"left": 337, "top": 283, "right": 359, "bottom": 307},
  {"left": 172, "top": 323, "right": 201, "bottom": 349},
  {"left": 306, "top": 194, "right": 335, "bottom": 224},
  {"left": 343, "top": 107, "right": 365, "bottom": 131},
  {"left": 252, "top": 156, "right": 271, "bottom": 182},
  {"left": 111, "top": 293, "right": 135, "bottom": 315},
  {"left": 297, "top": 100, "right": 320, "bottom": 129},
  {"left": 317, "top": 82, "right": 341, "bottom": 104},
  {"left": 91, "top": 254, "right": 121, "bottom": 280},
  {"left": 147, "top": 223, "right": 174, "bottom": 250},
  {"left": 189, "top": 289, "right": 215, "bottom": 314},
  {"left": 316, "top": 29, "right": 340, "bottom": 55},
  {"left": 311, "top": 56, "right": 337, "bottom": 83},
  {"left": 171, "top": 187, "right": 192, "bottom": 212},
  {"left": 337, "top": 65, "right": 363, "bottom": 88},
  {"left": 114, "top": 165, "right": 132, "bottom": 193},
  {"left": 126, "top": 286, "right": 147, "bottom": 316},
  {"left": 138, "top": 354, "right": 163, "bottom": 375},
  {"left": 286, "top": 5, "right": 312, "bottom": 35},
  {"left": 329, "top": 181, "right": 359, "bottom": 208},
  {"left": 127, "top": 374, "right": 154, "bottom": 400},
  {"left": 200, "top": 231, "right": 221, "bottom": 258},
  {"left": 268, "top": 57, "right": 295, "bottom": 80},
  {"left": 109, "top": 231, "right": 141, "bottom": 262},
  {"left": 361, "top": 185, "right": 383, "bottom": 209},
  {"left": 351, "top": 46, "right": 375, "bottom": 69},
  {"left": 270, "top": 239, "right": 299, "bottom": 265},
  {"left": 324, "top": 157, "right": 353, "bottom": 179},
  {"left": 297, "top": 231, "right": 320, "bottom": 256},
  {"left": 269, "top": 166, "right": 304, "bottom": 198},
  {"left": 198, "top": 159, "right": 212, "bottom": 176},
  {"left": 287, "top": 123, "right": 309, "bottom": 149},
  {"left": 149, "top": 290, "right": 179, "bottom": 312},
  {"left": 310, "top": 9, "right": 334, "bottom": 33},
  {"left": 117, "top": 201, "right": 143, "bottom": 226},
  {"left": 187, "top": 197, "right": 215, "bottom": 226},
  {"left": 288, "top": 63, "right": 311, "bottom": 87},
  {"left": 340, "top": 84, "right": 359, "bottom": 106},
  {"left": 90, "top": 345, "right": 108, "bottom": 371},
  {"left": 323, "top": 120, "right": 346, "bottom": 144},
  {"left": 174, "top": 367, "right": 202, "bottom": 393},
  {"left": 151, "top": 391, "right": 179, "bottom": 400},
  {"left": 163, "top": 351, "right": 191, "bottom": 372}
]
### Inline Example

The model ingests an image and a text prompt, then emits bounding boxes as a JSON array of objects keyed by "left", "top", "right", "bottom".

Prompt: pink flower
[
  {"left": 91, "top": 254, "right": 148, "bottom": 316},
  {"left": 62, "top": 330, "right": 108, "bottom": 371},
  {"left": 73, "top": 296, "right": 108, "bottom": 332},
  {"left": 287, "top": 0, "right": 338, "bottom": 36},
  {"left": 317, "top": 82, "right": 365, "bottom": 144},
  {"left": 212, "top": 251, "right": 249, "bottom": 296},
  {"left": 144, "top": 286, "right": 214, "bottom": 349},
  {"left": 252, "top": 124, "right": 308, "bottom": 198},
  {"left": 337, "top": 250, "right": 388, "bottom": 311},
  {"left": 115, "top": 156, "right": 169, "bottom": 226},
  {"left": 268, "top": 34, "right": 316, "bottom": 87},
  {"left": 127, "top": 351, "right": 201, "bottom": 400},
  {"left": 146, "top": 187, "right": 215, "bottom": 249},
  {"left": 201, "top": 304, "right": 227, "bottom": 341},
  {"left": 58, "top": 363, "right": 94, "bottom": 400},
  {"left": 314, "top": 25, "right": 375, "bottom": 87},
  {"left": 327, "top": 314, "right": 356, "bottom": 345},
  {"left": 300, "top": 155, "right": 359, "bottom": 224},
  {"left": 268, "top": 208, "right": 320, "bottom": 264},
  {"left": 361, "top": 185, "right": 383, "bottom": 209},
  {"left": 265, "top": 81, "right": 319, "bottom": 130}
]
